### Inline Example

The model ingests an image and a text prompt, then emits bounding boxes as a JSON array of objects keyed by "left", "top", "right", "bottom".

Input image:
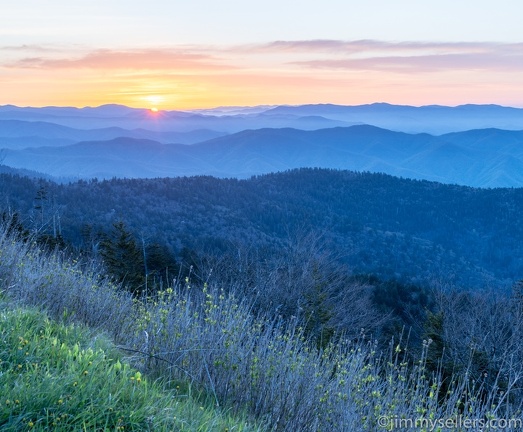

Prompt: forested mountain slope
[{"left": 1, "top": 168, "right": 521, "bottom": 288}]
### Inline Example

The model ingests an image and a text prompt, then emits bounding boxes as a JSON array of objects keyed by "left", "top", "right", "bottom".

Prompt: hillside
[
  {"left": 1, "top": 168, "right": 522, "bottom": 288},
  {"left": 2, "top": 211, "right": 523, "bottom": 431},
  {"left": 0, "top": 305, "right": 258, "bottom": 431}
]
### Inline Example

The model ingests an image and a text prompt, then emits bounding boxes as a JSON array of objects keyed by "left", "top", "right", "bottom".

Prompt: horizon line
[{"left": 2, "top": 101, "right": 523, "bottom": 111}]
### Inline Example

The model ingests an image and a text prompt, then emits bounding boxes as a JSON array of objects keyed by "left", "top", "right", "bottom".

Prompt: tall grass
[
  {"left": 1, "top": 225, "right": 522, "bottom": 431},
  {"left": 0, "top": 305, "right": 259, "bottom": 431}
]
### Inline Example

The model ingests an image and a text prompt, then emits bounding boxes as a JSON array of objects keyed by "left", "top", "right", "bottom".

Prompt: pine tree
[
  {"left": 100, "top": 221, "right": 145, "bottom": 296},
  {"left": 303, "top": 265, "right": 335, "bottom": 349}
]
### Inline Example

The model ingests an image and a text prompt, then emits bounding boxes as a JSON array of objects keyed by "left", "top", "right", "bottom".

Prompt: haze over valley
[{"left": 2, "top": 103, "right": 523, "bottom": 187}]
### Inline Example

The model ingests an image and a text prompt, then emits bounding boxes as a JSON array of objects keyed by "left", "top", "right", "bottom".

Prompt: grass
[
  {"left": 0, "top": 304, "right": 260, "bottom": 431},
  {"left": 1, "top": 225, "right": 522, "bottom": 431}
]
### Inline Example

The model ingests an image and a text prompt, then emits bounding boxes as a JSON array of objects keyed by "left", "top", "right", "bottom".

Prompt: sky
[{"left": 1, "top": 0, "right": 523, "bottom": 109}]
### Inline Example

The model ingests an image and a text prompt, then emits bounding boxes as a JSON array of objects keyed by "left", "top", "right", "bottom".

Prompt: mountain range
[
  {"left": 1, "top": 103, "right": 523, "bottom": 187},
  {"left": 2, "top": 102, "right": 523, "bottom": 134},
  {"left": 3, "top": 125, "right": 523, "bottom": 187}
]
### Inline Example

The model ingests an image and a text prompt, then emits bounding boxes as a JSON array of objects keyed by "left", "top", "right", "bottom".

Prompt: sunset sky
[{"left": 2, "top": 0, "right": 522, "bottom": 109}]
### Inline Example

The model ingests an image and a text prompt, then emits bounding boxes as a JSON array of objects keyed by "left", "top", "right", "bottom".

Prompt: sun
[{"left": 143, "top": 95, "right": 164, "bottom": 111}]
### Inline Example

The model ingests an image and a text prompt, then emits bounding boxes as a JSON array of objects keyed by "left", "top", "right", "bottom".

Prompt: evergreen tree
[
  {"left": 33, "top": 185, "right": 48, "bottom": 229},
  {"left": 99, "top": 221, "right": 145, "bottom": 296},
  {"left": 303, "top": 265, "right": 335, "bottom": 349},
  {"left": 145, "top": 242, "right": 179, "bottom": 289},
  {"left": 1, "top": 211, "right": 30, "bottom": 240}
]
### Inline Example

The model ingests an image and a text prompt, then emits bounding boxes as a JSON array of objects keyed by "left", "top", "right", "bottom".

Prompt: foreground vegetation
[
  {"left": 0, "top": 305, "right": 258, "bottom": 431},
  {"left": 1, "top": 221, "right": 522, "bottom": 430}
]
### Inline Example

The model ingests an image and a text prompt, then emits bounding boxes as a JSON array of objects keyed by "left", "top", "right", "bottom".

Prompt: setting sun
[{"left": 145, "top": 95, "right": 164, "bottom": 108}]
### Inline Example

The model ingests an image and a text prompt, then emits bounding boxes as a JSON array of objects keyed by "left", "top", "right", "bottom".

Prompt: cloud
[
  {"left": 258, "top": 39, "right": 492, "bottom": 54},
  {"left": 266, "top": 40, "right": 523, "bottom": 73},
  {"left": 5, "top": 40, "right": 523, "bottom": 75},
  {"left": 292, "top": 52, "right": 523, "bottom": 73},
  {"left": 4, "top": 48, "right": 237, "bottom": 71},
  {"left": 0, "top": 44, "right": 59, "bottom": 52}
]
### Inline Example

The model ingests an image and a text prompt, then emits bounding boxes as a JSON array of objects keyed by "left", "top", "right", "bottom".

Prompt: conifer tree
[{"left": 100, "top": 221, "right": 145, "bottom": 296}]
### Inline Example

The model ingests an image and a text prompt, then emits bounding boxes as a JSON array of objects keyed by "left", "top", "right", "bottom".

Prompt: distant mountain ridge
[
  {"left": 2, "top": 102, "right": 523, "bottom": 186},
  {"left": 0, "top": 119, "right": 225, "bottom": 149},
  {"left": 3, "top": 124, "right": 523, "bottom": 187},
  {"left": 2, "top": 102, "right": 523, "bottom": 134},
  {"left": 265, "top": 103, "right": 523, "bottom": 134}
]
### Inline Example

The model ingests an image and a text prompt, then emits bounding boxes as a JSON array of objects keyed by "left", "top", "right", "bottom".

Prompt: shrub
[{"left": 1, "top": 224, "right": 522, "bottom": 431}]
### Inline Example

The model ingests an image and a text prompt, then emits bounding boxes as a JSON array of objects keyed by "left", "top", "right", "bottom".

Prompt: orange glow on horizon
[{"left": 2, "top": 42, "right": 523, "bottom": 109}]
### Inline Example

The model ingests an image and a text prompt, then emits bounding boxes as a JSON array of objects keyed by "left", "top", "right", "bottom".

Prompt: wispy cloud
[
  {"left": 5, "top": 40, "right": 523, "bottom": 74},
  {"left": 5, "top": 48, "right": 235, "bottom": 71},
  {"left": 260, "top": 39, "right": 493, "bottom": 53},
  {"left": 292, "top": 51, "right": 523, "bottom": 73},
  {"left": 0, "top": 44, "right": 59, "bottom": 52},
  {"left": 256, "top": 40, "right": 523, "bottom": 73}
]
